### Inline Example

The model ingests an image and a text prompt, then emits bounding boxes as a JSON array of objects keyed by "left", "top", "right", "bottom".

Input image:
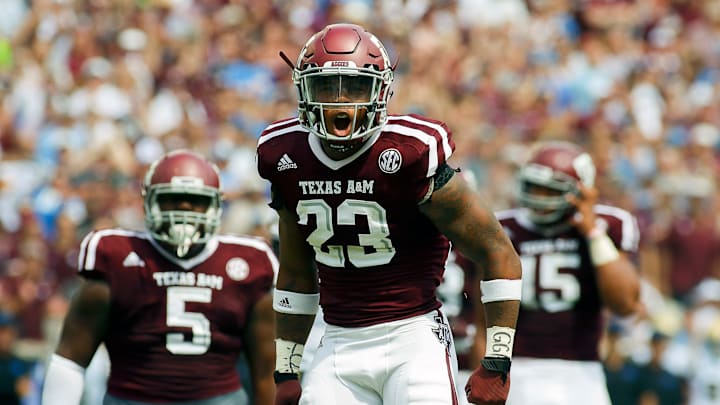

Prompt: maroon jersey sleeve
[
  {"left": 595, "top": 204, "right": 640, "bottom": 255},
  {"left": 77, "top": 229, "right": 140, "bottom": 281},
  {"left": 385, "top": 114, "right": 455, "bottom": 203},
  {"left": 257, "top": 117, "right": 302, "bottom": 183},
  {"left": 216, "top": 235, "right": 277, "bottom": 305},
  {"left": 257, "top": 117, "right": 307, "bottom": 209},
  {"left": 78, "top": 230, "right": 102, "bottom": 279}
]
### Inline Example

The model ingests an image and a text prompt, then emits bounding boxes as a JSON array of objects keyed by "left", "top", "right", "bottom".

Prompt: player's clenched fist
[
  {"left": 465, "top": 357, "right": 511, "bottom": 405},
  {"left": 274, "top": 372, "right": 302, "bottom": 405}
]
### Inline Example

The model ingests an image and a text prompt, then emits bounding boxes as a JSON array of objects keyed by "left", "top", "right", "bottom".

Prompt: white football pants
[
  {"left": 300, "top": 310, "right": 462, "bottom": 405},
  {"left": 506, "top": 357, "right": 612, "bottom": 405}
]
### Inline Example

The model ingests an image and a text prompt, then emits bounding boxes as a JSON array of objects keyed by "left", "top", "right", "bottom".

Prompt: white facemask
[{"left": 168, "top": 224, "right": 201, "bottom": 257}]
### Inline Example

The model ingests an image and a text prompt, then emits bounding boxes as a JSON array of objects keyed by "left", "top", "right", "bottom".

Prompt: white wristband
[
  {"left": 588, "top": 231, "right": 620, "bottom": 266},
  {"left": 273, "top": 289, "right": 320, "bottom": 315},
  {"left": 480, "top": 279, "right": 522, "bottom": 303},
  {"left": 485, "top": 326, "right": 515, "bottom": 359},
  {"left": 275, "top": 338, "right": 305, "bottom": 374},
  {"left": 41, "top": 354, "right": 85, "bottom": 405}
]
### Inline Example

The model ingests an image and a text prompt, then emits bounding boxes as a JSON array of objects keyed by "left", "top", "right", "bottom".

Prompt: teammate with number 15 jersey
[{"left": 490, "top": 141, "right": 641, "bottom": 405}]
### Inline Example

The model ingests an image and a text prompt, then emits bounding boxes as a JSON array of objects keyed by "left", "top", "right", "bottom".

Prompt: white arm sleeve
[{"left": 41, "top": 354, "right": 85, "bottom": 405}]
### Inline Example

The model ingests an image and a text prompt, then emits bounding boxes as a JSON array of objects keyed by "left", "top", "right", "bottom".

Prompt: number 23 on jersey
[{"left": 297, "top": 199, "right": 397, "bottom": 268}]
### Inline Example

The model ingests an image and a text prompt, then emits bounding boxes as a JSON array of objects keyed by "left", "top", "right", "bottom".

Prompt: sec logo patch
[
  {"left": 378, "top": 148, "right": 402, "bottom": 174},
  {"left": 226, "top": 258, "right": 250, "bottom": 281}
]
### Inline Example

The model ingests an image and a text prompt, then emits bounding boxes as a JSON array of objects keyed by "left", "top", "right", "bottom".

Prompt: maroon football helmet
[
  {"left": 518, "top": 141, "right": 596, "bottom": 225},
  {"left": 142, "top": 150, "right": 222, "bottom": 257},
  {"left": 292, "top": 23, "right": 394, "bottom": 147}
]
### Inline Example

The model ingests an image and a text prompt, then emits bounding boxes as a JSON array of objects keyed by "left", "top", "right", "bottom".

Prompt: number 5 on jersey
[
  {"left": 166, "top": 286, "right": 212, "bottom": 355},
  {"left": 297, "top": 199, "right": 396, "bottom": 268}
]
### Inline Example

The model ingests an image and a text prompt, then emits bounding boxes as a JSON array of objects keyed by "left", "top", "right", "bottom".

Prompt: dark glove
[
  {"left": 274, "top": 371, "right": 301, "bottom": 405},
  {"left": 464, "top": 357, "right": 511, "bottom": 405}
]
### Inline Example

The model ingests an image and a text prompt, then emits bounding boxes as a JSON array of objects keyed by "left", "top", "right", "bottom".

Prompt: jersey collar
[
  {"left": 149, "top": 235, "right": 219, "bottom": 270},
  {"left": 308, "top": 131, "right": 381, "bottom": 170}
]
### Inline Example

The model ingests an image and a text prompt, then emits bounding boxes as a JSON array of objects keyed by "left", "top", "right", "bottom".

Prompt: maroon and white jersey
[
  {"left": 257, "top": 115, "right": 455, "bottom": 327},
  {"left": 77, "top": 229, "right": 277, "bottom": 402},
  {"left": 496, "top": 205, "right": 639, "bottom": 361}
]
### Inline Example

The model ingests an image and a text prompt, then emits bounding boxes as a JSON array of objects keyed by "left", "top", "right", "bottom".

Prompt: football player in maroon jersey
[
  {"left": 42, "top": 150, "right": 278, "bottom": 405},
  {"left": 257, "top": 23, "right": 522, "bottom": 405},
  {"left": 484, "top": 141, "right": 641, "bottom": 405}
]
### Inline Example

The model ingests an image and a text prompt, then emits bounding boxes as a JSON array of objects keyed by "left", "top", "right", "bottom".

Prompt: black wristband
[
  {"left": 273, "top": 371, "right": 299, "bottom": 384},
  {"left": 481, "top": 357, "right": 512, "bottom": 383}
]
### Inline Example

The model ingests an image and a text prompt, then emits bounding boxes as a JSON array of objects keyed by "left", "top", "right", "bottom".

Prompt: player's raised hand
[
  {"left": 465, "top": 357, "right": 511, "bottom": 405},
  {"left": 566, "top": 182, "right": 599, "bottom": 237}
]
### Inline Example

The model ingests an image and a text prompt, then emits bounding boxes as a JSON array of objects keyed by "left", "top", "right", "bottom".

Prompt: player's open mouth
[{"left": 332, "top": 114, "right": 352, "bottom": 136}]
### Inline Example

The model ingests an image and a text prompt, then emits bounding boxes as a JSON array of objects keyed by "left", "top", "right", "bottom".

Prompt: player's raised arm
[
  {"left": 41, "top": 278, "right": 110, "bottom": 405},
  {"left": 566, "top": 183, "right": 640, "bottom": 315},
  {"left": 272, "top": 206, "right": 320, "bottom": 405},
  {"left": 419, "top": 166, "right": 521, "bottom": 405}
]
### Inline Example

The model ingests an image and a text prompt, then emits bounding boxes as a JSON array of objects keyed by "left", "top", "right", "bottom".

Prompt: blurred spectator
[
  {"left": 604, "top": 322, "right": 644, "bottom": 405},
  {"left": 656, "top": 192, "right": 720, "bottom": 304},
  {"left": 637, "top": 331, "right": 687, "bottom": 405},
  {"left": 674, "top": 279, "right": 720, "bottom": 405},
  {"left": 0, "top": 312, "right": 34, "bottom": 405},
  {"left": 687, "top": 321, "right": 720, "bottom": 405}
]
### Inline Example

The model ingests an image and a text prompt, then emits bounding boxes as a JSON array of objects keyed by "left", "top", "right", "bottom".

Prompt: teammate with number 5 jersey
[
  {"left": 41, "top": 150, "right": 278, "bottom": 405},
  {"left": 257, "top": 23, "right": 521, "bottom": 405},
  {"left": 486, "top": 141, "right": 641, "bottom": 405}
]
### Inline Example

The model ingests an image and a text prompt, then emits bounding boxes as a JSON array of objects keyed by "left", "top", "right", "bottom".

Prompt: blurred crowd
[{"left": 1, "top": 0, "right": 720, "bottom": 404}]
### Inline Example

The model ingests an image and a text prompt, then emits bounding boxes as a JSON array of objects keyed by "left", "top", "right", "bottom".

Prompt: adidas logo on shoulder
[
  {"left": 122, "top": 252, "right": 146, "bottom": 268},
  {"left": 277, "top": 154, "right": 297, "bottom": 171}
]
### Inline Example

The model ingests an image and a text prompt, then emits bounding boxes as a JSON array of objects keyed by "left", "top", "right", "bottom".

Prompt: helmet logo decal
[
  {"left": 367, "top": 32, "right": 391, "bottom": 67},
  {"left": 171, "top": 176, "right": 204, "bottom": 186},
  {"left": 378, "top": 148, "right": 402, "bottom": 174},
  {"left": 226, "top": 258, "right": 250, "bottom": 281}
]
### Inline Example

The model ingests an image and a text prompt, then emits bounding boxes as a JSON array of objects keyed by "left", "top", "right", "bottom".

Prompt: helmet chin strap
[
  {"left": 321, "top": 121, "right": 374, "bottom": 153},
  {"left": 328, "top": 141, "right": 359, "bottom": 152},
  {"left": 168, "top": 224, "right": 201, "bottom": 258}
]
